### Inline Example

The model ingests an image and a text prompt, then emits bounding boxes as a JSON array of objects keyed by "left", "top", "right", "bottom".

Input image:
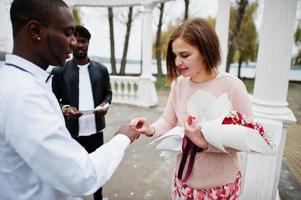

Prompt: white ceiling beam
[{"left": 65, "top": 0, "right": 172, "bottom": 7}]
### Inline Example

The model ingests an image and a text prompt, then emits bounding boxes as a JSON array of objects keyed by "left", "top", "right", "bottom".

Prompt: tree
[
  {"left": 207, "top": 16, "right": 216, "bottom": 29},
  {"left": 152, "top": 22, "right": 177, "bottom": 61},
  {"left": 155, "top": 3, "right": 165, "bottom": 75},
  {"left": 119, "top": 7, "right": 133, "bottom": 75},
  {"left": 295, "top": 26, "right": 301, "bottom": 45},
  {"left": 72, "top": 8, "right": 82, "bottom": 25},
  {"left": 236, "top": 2, "right": 258, "bottom": 78},
  {"left": 183, "top": 0, "right": 190, "bottom": 21},
  {"left": 226, "top": 0, "right": 249, "bottom": 72},
  {"left": 292, "top": 26, "right": 301, "bottom": 66},
  {"left": 108, "top": 7, "right": 117, "bottom": 75},
  {"left": 114, "top": 7, "right": 140, "bottom": 75}
]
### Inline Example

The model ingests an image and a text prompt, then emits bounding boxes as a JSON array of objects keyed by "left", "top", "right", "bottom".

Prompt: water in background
[
  {"left": 1, "top": 59, "right": 300, "bottom": 82},
  {"left": 95, "top": 58, "right": 301, "bottom": 82}
]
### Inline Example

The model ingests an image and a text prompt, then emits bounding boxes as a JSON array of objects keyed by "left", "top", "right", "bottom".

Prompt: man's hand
[
  {"left": 94, "top": 103, "right": 109, "bottom": 116},
  {"left": 116, "top": 124, "right": 140, "bottom": 143},
  {"left": 63, "top": 107, "right": 83, "bottom": 119}
]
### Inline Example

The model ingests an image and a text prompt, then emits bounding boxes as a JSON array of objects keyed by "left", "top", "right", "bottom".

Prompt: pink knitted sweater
[{"left": 152, "top": 72, "right": 253, "bottom": 189}]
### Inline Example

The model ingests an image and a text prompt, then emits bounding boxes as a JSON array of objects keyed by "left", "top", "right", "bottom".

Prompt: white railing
[
  {"left": 110, "top": 75, "right": 139, "bottom": 105},
  {"left": 110, "top": 75, "right": 158, "bottom": 107}
]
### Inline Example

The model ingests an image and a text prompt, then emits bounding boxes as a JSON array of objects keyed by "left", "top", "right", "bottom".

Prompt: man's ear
[{"left": 27, "top": 20, "right": 42, "bottom": 42}]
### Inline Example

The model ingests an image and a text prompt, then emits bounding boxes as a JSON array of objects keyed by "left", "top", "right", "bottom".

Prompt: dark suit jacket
[{"left": 52, "top": 59, "right": 112, "bottom": 137}]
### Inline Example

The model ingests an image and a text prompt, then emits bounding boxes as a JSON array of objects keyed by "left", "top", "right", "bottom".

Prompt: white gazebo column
[
  {"left": 241, "top": 0, "right": 297, "bottom": 199},
  {"left": 136, "top": 3, "right": 158, "bottom": 107},
  {"left": 0, "top": 0, "right": 13, "bottom": 52},
  {"left": 140, "top": 3, "right": 154, "bottom": 78},
  {"left": 215, "top": 0, "right": 231, "bottom": 72}
]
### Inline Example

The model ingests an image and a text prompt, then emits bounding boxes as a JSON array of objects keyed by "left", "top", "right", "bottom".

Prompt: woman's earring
[{"left": 37, "top": 37, "right": 41, "bottom": 41}]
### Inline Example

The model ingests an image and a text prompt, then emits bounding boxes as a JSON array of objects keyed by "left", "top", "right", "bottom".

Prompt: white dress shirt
[
  {"left": 0, "top": 54, "right": 130, "bottom": 200},
  {"left": 78, "top": 63, "right": 97, "bottom": 136}
]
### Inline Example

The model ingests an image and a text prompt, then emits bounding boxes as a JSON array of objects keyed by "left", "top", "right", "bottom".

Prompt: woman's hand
[
  {"left": 130, "top": 118, "right": 155, "bottom": 137},
  {"left": 184, "top": 116, "right": 209, "bottom": 150}
]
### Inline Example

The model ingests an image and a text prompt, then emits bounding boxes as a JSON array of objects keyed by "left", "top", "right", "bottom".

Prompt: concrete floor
[{"left": 85, "top": 103, "right": 173, "bottom": 200}]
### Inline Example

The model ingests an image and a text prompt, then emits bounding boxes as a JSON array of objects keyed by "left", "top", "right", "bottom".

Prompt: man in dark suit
[{"left": 52, "top": 25, "right": 111, "bottom": 200}]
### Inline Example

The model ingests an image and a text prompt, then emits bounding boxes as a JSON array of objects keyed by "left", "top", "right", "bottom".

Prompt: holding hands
[
  {"left": 116, "top": 124, "right": 141, "bottom": 143},
  {"left": 130, "top": 118, "right": 155, "bottom": 137},
  {"left": 130, "top": 116, "right": 208, "bottom": 149},
  {"left": 184, "top": 116, "right": 209, "bottom": 150}
]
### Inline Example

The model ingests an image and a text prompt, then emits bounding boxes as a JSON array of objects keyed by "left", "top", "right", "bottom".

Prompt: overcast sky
[
  {"left": 1, "top": 0, "right": 300, "bottom": 58},
  {"left": 80, "top": 0, "right": 220, "bottom": 60}
]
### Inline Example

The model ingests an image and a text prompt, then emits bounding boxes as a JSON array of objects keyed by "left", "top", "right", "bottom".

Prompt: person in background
[
  {"left": 52, "top": 25, "right": 112, "bottom": 199},
  {"left": 0, "top": 0, "right": 139, "bottom": 199},
  {"left": 131, "top": 18, "right": 253, "bottom": 199}
]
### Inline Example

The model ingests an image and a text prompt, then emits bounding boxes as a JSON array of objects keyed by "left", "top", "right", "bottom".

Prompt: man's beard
[{"left": 74, "top": 51, "right": 87, "bottom": 59}]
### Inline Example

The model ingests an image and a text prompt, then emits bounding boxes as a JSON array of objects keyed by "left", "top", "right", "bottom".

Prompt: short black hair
[
  {"left": 74, "top": 25, "right": 91, "bottom": 40},
  {"left": 10, "top": 0, "right": 68, "bottom": 38}
]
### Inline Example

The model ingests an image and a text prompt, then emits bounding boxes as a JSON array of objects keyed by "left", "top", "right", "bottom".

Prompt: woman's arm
[{"left": 131, "top": 81, "right": 178, "bottom": 137}]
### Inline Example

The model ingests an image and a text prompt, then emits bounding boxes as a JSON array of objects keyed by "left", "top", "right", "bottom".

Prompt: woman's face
[{"left": 172, "top": 37, "right": 206, "bottom": 79}]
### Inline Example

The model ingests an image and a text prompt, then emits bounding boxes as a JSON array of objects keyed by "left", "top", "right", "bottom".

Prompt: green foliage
[
  {"left": 295, "top": 27, "right": 301, "bottom": 45},
  {"left": 292, "top": 51, "right": 301, "bottom": 66},
  {"left": 292, "top": 27, "right": 301, "bottom": 66},
  {"left": 155, "top": 75, "right": 170, "bottom": 90},
  {"left": 72, "top": 8, "right": 82, "bottom": 26},
  {"left": 241, "top": 78, "right": 254, "bottom": 93},
  {"left": 152, "top": 22, "right": 178, "bottom": 60},
  {"left": 207, "top": 16, "right": 216, "bottom": 29},
  {"left": 236, "top": 3, "right": 258, "bottom": 62},
  {"left": 155, "top": 75, "right": 255, "bottom": 93},
  {"left": 229, "top": 2, "right": 258, "bottom": 64}
]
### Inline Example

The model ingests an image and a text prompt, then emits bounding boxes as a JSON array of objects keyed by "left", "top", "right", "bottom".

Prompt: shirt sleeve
[
  {"left": 152, "top": 81, "right": 178, "bottom": 136},
  {"left": 5, "top": 87, "right": 130, "bottom": 196}
]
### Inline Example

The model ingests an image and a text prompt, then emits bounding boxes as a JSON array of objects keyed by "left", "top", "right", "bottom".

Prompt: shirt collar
[
  {"left": 72, "top": 58, "right": 91, "bottom": 69},
  {"left": 5, "top": 54, "right": 52, "bottom": 83},
  {"left": 77, "top": 63, "right": 90, "bottom": 69}
]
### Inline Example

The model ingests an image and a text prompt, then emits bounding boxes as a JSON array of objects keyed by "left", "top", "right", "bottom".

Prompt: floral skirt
[{"left": 171, "top": 170, "right": 242, "bottom": 200}]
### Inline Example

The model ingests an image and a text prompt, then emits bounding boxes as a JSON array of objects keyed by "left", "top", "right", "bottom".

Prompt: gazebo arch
[
  {"left": 0, "top": 0, "right": 298, "bottom": 199},
  {"left": 65, "top": 0, "right": 173, "bottom": 107},
  {"left": 66, "top": 0, "right": 169, "bottom": 7}
]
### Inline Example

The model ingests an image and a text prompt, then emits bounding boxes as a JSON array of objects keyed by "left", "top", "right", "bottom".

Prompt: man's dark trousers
[{"left": 74, "top": 132, "right": 104, "bottom": 200}]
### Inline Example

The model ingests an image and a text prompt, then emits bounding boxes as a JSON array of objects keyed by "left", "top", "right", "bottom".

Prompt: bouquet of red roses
[
  {"left": 222, "top": 110, "right": 271, "bottom": 146},
  {"left": 150, "top": 91, "right": 274, "bottom": 181}
]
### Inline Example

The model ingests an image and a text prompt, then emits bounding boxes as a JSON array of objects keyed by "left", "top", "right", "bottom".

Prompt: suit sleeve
[
  {"left": 102, "top": 67, "right": 112, "bottom": 104},
  {"left": 51, "top": 67, "right": 65, "bottom": 108}
]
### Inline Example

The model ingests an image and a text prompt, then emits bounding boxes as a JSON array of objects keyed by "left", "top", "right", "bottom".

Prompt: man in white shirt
[
  {"left": 52, "top": 25, "right": 113, "bottom": 200},
  {"left": 0, "top": 0, "right": 140, "bottom": 199}
]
